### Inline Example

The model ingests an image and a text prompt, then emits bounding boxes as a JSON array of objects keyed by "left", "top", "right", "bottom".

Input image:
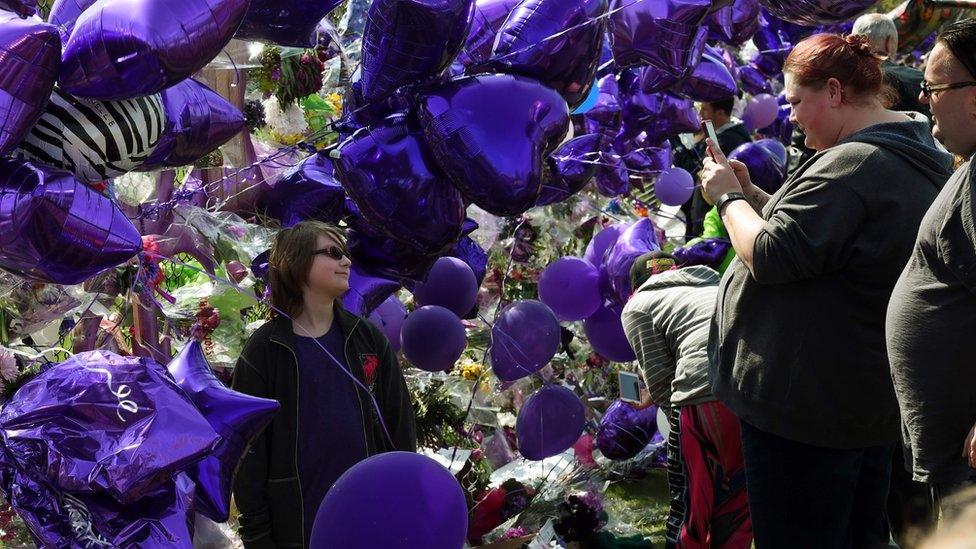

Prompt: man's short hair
[
  {"left": 708, "top": 98, "right": 735, "bottom": 116},
  {"left": 852, "top": 13, "right": 898, "bottom": 56},
  {"left": 938, "top": 18, "right": 976, "bottom": 80}
]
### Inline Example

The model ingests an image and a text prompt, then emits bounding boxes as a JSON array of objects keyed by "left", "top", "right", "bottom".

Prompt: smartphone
[
  {"left": 618, "top": 371, "right": 642, "bottom": 404},
  {"left": 703, "top": 119, "right": 720, "bottom": 158}
]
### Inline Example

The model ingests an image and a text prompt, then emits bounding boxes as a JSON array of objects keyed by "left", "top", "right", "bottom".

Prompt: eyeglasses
[
  {"left": 920, "top": 80, "right": 976, "bottom": 97},
  {"left": 312, "top": 246, "right": 349, "bottom": 261}
]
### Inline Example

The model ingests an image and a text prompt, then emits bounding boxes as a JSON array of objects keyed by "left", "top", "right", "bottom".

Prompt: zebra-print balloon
[{"left": 14, "top": 87, "right": 164, "bottom": 183}]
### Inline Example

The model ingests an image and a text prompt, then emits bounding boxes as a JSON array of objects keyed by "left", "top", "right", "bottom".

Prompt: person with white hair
[{"left": 852, "top": 13, "right": 929, "bottom": 116}]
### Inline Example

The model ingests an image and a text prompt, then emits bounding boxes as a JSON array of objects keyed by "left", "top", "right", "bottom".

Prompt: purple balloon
[
  {"left": 413, "top": 257, "right": 479, "bottom": 317},
  {"left": 583, "top": 302, "right": 636, "bottom": 362},
  {"left": 0, "top": 351, "right": 218, "bottom": 504},
  {"left": 0, "top": 159, "right": 142, "bottom": 285},
  {"left": 167, "top": 341, "right": 279, "bottom": 522},
  {"left": 486, "top": 0, "right": 608, "bottom": 109},
  {"left": 418, "top": 74, "right": 570, "bottom": 216},
  {"left": 448, "top": 234, "right": 488, "bottom": 287},
  {"left": 236, "top": 0, "right": 343, "bottom": 47},
  {"left": 729, "top": 139, "right": 787, "bottom": 194},
  {"left": 139, "top": 78, "right": 245, "bottom": 170},
  {"left": 594, "top": 153, "right": 631, "bottom": 197},
  {"left": 401, "top": 305, "right": 466, "bottom": 372},
  {"left": 674, "top": 52, "right": 737, "bottom": 102},
  {"left": 706, "top": 3, "right": 734, "bottom": 43},
  {"left": 655, "top": 166, "right": 695, "bottom": 207},
  {"left": 538, "top": 257, "right": 602, "bottom": 321},
  {"left": 457, "top": 0, "right": 523, "bottom": 67},
  {"left": 0, "top": 13, "right": 59, "bottom": 156},
  {"left": 360, "top": 0, "right": 474, "bottom": 102},
  {"left": 608, "top": 0, "right": 710, "bottom": 73},
  {"left": 622, "top": 135, "right": 673, "bottom": 175},
  {"left": 751, "top": 49, "right": 786, "bottom": 78},
  {"left": 674, "top": 237, "right": 733, "bottom": 270},
  {"left": 584, "top": 223, "right": 625, "bottom": 270},
  {"left": 59, "top": 0, "right": 249, "bottom": 100},
  {"left": 596, "top": 400, "right": 658, "bottom": 460},
  {"left": 516, "top": 385, "right": 586, "bottom": 460},
  {"left": 347, "top": 219, "right": 439, "bottom": 283},
  {"left": 47, "top": 0, "right": 96, "bottom": 42},
  {"left": 490, "top": 300, "right": 562, "bottom": 381},
  {"left": 334, "top": 119, "right": 465, "bottom": 255},
  {"left": 738, "top": 64, "right": 772, "bottom": 95},
  {"left": 342, "top": 264, "right": 401, "bottom": 317},
  {"left": 538, "top": 133, "right": 602, "bottom": 206},
  {"left": 758, "top": 0, "right": 876, "bottom": 26},
  {"left": 728, "top": 0, "right": 760, "bottom": 45},
  {"left": 622, "top": 87, "right": 701, "bottom": 141},
  {"left": 584, "top": 73, "right": 623, "bottom": 127},
  {"left": 310, "top": 452, "right": 468, "bottom": 548},
  {"left": 0, "top": 0, "right": 35, "bottom": 16},
  {"left": 757, "top": 137, "right": 788, "bottom": 167},
  {"left": 368, "top": 295, "right": 408, "bottom": 353},
  {"left": 743, "top": 92, "right": 779, "bottom": 130},
  {"left": 262, "top": 153, "right": 346, "bottom": 228},
  {"left": 605, "top": 218, "right": 660, "bottom": 303}
]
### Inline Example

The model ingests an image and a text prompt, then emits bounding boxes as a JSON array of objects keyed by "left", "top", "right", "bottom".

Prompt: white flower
[
  {"left": 0, "top": 347, "right": 18, "bottom": 383},
  {"left": 262, "top": 98, "right": 309, "bottom": 137}
]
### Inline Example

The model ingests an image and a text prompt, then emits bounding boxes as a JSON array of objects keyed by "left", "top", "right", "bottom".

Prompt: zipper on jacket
[
  {"left": 271, "top": 337, "right": 306, "bottom": 549},
  {"left": 343, "top": 318, "right": 371, "bottom": 455}
]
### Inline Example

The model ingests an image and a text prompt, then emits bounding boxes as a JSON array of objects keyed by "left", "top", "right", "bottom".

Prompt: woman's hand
[{"left": 700, "top": 138, "right": 748, "bottom": 205}]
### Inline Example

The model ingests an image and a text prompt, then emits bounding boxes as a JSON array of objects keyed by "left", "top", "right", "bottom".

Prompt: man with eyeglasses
[{"left": 887, "top": 17, "right": 976, "bottom": 519}]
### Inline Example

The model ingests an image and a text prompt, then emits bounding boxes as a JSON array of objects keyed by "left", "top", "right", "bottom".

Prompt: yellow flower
[
  {"left": 459, "top": 362, "right": 484, "bottom": 381},
  {"left": 325, "top": 92, "right": 343, "bottom": 113}
]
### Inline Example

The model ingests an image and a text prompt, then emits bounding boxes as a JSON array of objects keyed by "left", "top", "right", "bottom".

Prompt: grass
[{"left": 603, "top": 469, "right": 671, "bottom": 546}]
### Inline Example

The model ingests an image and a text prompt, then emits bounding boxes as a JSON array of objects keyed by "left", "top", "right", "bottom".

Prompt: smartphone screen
[
  {"left": 703, "top": 119, "right": 720, "bottom": 158},
  {"left": 618, "top": 371, "right": 641, "bottom": 404}
]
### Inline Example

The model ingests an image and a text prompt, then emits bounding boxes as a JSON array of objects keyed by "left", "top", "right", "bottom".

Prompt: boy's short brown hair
[{"left": 268, "top": 221, "right": 348, "bottom": 317}]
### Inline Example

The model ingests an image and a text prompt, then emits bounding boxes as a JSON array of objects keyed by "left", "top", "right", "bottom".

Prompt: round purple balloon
[
  {"left": 596, "top": 400, "right": 658, "bottom": 460},
  {"left": 490, "top": 300, "right": 562, "bottom": 382},
  {"left": 418, "top": 74, "right": 570, "bottom": 217},
  {"left": 236, "top": 0, "right": 344, "bottom": 47},
  {"left": 583, "top": 302, "right": 637, "bottom": 362},
  {"left": 517, "top": 385, "right": 586, "bottom": 460},
  {"left": 401, "top": 305, "right": 467, "bottom": 372},
  {"left": 538, "top": 257, "right": 602, "bottom": 321},
  {"left": 729, "top": 139, "right": 787, "bottom": 194},
  {"left": 310, "top": 452, "right": 468, "bottom": 548},
  {"left": 412, "top": 257, "right": 479, "bottom": 317},
  {"left": 368, "top": 295, "right": 408, "bottom": 353},
  {"left": 655, "top": 166, "right": 695, "bottom": 206},
  {"left": 585, "top": 223, "right": 626, "bottom": 301},
  {"left": 743, "top": 92, "right": 779, "bottom": 130},
  {"left": 0, "top": 13, "right": 60, "bottom": 156}
]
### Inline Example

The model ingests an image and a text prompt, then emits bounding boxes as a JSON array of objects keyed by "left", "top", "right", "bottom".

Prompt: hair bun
[{"left": 844, "top": 33, "right": 876, "bottom": 56}]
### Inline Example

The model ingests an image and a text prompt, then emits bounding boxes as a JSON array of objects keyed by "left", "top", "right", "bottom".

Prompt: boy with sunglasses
[{"left": 232, "top": 221, "right": 416, "bottom": 548}]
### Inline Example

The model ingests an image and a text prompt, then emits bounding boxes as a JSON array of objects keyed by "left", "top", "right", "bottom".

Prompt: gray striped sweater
[{"left": 621, "top": 265, "right": 719, "bottom": 407}]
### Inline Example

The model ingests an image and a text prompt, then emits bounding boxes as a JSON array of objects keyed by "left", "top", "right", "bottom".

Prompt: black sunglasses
[
  {"left": 312, "top": 246, "right": 349, "bottom": 261},
  {"left": 920, "top": 80, "right": 976, "bottom": 97}
]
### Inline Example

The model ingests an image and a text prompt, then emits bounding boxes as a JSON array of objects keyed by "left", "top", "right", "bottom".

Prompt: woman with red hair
[{"left": 701, "top": 34, "right": 953, "bottom": 547}]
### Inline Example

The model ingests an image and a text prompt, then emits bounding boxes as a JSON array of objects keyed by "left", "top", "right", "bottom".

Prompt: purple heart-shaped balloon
[
  {"left": 456, "top": 0, "right": 522, "bottom": 67},
  {"left": 608, "top": 0, "right": 710, "bottom": 73},
  {"left": 235, "top": 0, "right": 344, "bottom": 47},
  {"left": 360, "top": 0, "right": 475, "bottom": 102},
  {"left": 346, "top": 200, "right": 439, "bottom": 283},
  {"left": 485, "top": 0, "right": 608, "bottom": 109},
  {"left": 0, "top": 158, "right": 142, "bottom": 285},
  {"left": 139, "top": 78, "right": 245, "bottom": 170},
  {"left": 334, "top": 119, "right": 465, "bottom": 256},
  {"left": 59, "top": 0, "right": 249, "bottom": 100},
  {"left": 538, "top": 133, "right": 602, "bottom": 206},
  {"left": 47, "top": 0, "right": 97, "bottom": 42},
  {"left": 674, "top": 51, "right": 737, "bottom": 102},
  {"left": 418, "top": 73, "right": 570, "bottom": 217},
  {"left": 0, "top": 13, "right": 60, "bottom": 156},
  {"left": 262, "top": 153, "right": 347, "bottom": 228}
]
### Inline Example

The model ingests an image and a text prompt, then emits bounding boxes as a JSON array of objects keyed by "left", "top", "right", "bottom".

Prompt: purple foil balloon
[
  {"left": 413, "top": 256, "right": 479, "bottom": 317},
  {"left": 490, "top": 299, "right": 562, "bottom": 382},
  {"left": 418, "top": 74, "right": 570, "bottom": 217},
  {"left": 606, "top": 218, "right": 660, "bottom": 303},
  {"left": 729, "top": 139, "right": 787, "bottom": 194},
  {"left": 310, "top": 452, "right": 468, "bottom": 548},
  {"left": 347, "top": 219, "right": 439, "bottom": 283},
  {"left": 139, "top": 78, "right": 245, "bottom": 170},
  {"left": 0, "top": 351, "right": 218, "bottom": 504},
  {"left": 538, "top": 256, "right": 602, "bottom": 321},
  {"left": 334, "top": 120, "right": 465, "bottom": 255},
  {"left": 674, "top": 52, "right": 737, "bottom": 102},
  {"left": 674, "top": 237, "right": 733, "bottom": 270},
  {"left": 594, "top": 153, "right": 631, "bottom": 197},
  {"left": 607, "top": 0, "right": 710, "bottom": 74},
  {"left": 584, "top": 73, "right": 622, "bottom": 127},
  {"left": 47, "top": 0, "right": 97, "bottom": 42},
  {"left": 706, "top": 3, "right": 734, "bottom": 43},
  {"left": 0, "top": 158, "right": 142, "bottom": 285},
  {"left": 584, "top": 223, "right": 625, "bottom": 273},
  {"left": 0, "top": 0, "right": 35, "bottom": 16},
  {"left": 486, "top": 0, "right": 608, "bottom": 109},
  {"left": 457, "top": 0, "right": 523, "bottom": 67},
  {"left": 236, "top": 0, "right": 344, "bottom": 47},
  {"left": 360, "top": 0, "right": 475, "bottom": 102},
  {"left": 448, "top": 234, "right": 488, "bottom": 286},
  {"left": 758, "top": 0, "right": 876, "bottom": 26},
  {"left": 401, "top": 305, "right": 467, "bottom": 372},
  {"left": 738, "top": 64, "right": 772, "bottom": 95},
  {"left": 368, "top": 295, "right": 408, "bottom": 353},
  {"left": 342, "top": 264, "right": 402, "bottom": 317},
  {"left": 517, "top": 385, "right": 586, "bottom": 460},
  {"left": 166, "top": 341, "right": 279, "bottom": 522},
  {"left": 583, "top": 302, "right": 636, "bottom": 361},
  {"left": 622, "top": 88, "right": 701, "bottom": 141},
  {"left": 262, "top": 153, "right": 346, "bottom": 228},
  {"left": 59, "top": 0, "right": 249, "bottom": 100},
  {"left": 538, "top": 133, "right": 602, "bottom": 206},
  {"left": 622, "top": 133, "right": 673, "bottom": 175},
  {"left": 596, "top": 400, "right": 658, "bottom": 460},
  {"left": 730, "top": 0, "right": 761, "bottom": 45},
  {"left": 0, "top": 13, "right": 59, "bottom": 157}
]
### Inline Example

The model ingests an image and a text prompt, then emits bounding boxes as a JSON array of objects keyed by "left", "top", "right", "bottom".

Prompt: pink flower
[{"left": 0, "top": 348, "right": 17, "bottom": 383}]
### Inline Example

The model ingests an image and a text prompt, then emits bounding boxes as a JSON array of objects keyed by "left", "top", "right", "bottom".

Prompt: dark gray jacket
[{"left": 709, "top": 116, "right": 953, "bottom": 449}]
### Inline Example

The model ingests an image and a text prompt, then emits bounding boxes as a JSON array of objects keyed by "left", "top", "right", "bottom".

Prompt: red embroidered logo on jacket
[{"left": 361, "top": 354, "right": 379, "bottom": 388}]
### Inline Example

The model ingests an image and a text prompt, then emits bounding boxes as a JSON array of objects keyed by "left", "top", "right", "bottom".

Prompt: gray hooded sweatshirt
[
  {"left": 622, "top": 265, "right": 720, "bottom": 407},
  {"left": 709, "top": 116, "right": 953, "bottom": 449}
]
